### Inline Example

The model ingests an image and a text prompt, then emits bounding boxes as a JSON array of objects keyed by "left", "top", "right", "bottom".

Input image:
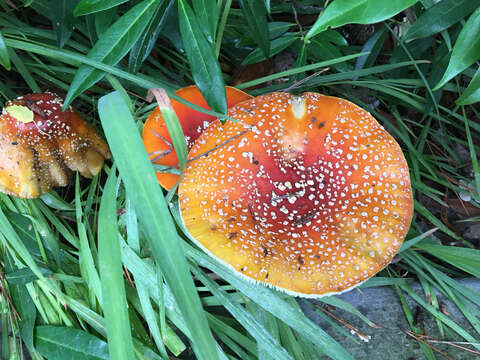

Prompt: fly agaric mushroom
[
  {"left": 0, "top": 92, "right": 110, "bottom": 198},
  {"left": 142, "top": 85, "right": 252, "bottom": 190},
  {"left": 179, "top": 92, "right": 413, "bottom": 297}
]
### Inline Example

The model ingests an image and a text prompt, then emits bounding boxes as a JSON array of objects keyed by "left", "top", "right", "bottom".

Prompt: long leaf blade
[
  {"left": 0, "top": 30, "right": 11, "bottom": 70},
  {"left": 51, "top": 0, "right": 80, "bottom": 48},
  {"left": 178, "top": 0, "right": 227, "bottom": 114},
  {"left": 239, "top": 0, "right": 270, "bottom": 57},
  {"left": 98, "top": 167, "right": 135, "bottom": 360},
  {"left": 185, "top": 243, "right": 354, "bottom": 360},
  {"left": 64, "top": 0, "right": 159, "bottom": 108},
  {"left": 98, "top": 91, "right": 219, "bottom": 360},
  {"left": 403, "top": 0, "right": 479, "bottom": 41},
  {"left": 355, "top": 26, "right": 387, "bottom": 71},
  {"left": 192, "top": 266, "right": 294, "bottom": 360},
  {"left": 128, "top": 0, "right": 174, "bottom": 73},
  {"left": 418, "top": 243, "right": 480, "bottom": 278},
  {"left": 74, "top": 0, "right": 129, "bottom": 16},
  {"left": 4, "top": 256, "right": 36, "bottom": 352},
  {"left": 435, "top": 6, "right": 480, "bottom": 89},
  {"left": 36, "top": 325, "right": 109, "bottom": 360},
  {"left": 169, "top": 202, "right": 354, "bottom": 360},
  {"left": 75, "top": 176, "right": 102, "bottom": 307},
  {"left": 242, "top": 33, "right": 296, "bottom": 65},
  {"left": 456, "top": 65, "right": 480, "bottom": 105},
  {"left": 306, "top": 0, "right": 418, "bottom": 40},
  {"left": 193, "top": 0, "right": 218, "bottom": 43}
]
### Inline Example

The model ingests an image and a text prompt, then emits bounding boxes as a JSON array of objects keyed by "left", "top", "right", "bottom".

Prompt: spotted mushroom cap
[
  {"left": 142, "top": 85, "right": 252, "bottom": 190},
  {"left": 0, "top": 92, "right": 110, "bottom": 198},
  {"left": 179, "top": 92, "right": 413, "bottom": 297}
]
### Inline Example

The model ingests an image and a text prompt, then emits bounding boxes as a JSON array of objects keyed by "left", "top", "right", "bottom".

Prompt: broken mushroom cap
[
  {"left": 179, "top": 92, "right": 413, "bottom": 297},
  {"left": 0, "top": 92, "right": 110, "bottom": 198},
  {"left": 142, "top": 85, "right": 252, "bottom": 190}
]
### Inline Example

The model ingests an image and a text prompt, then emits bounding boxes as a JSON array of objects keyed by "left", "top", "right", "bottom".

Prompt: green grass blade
[
  {"left": 242, "top": 33, "right": 296, "bottom": 65},
  {"left": 399, "top": 228, "right": 438, "bottom": 253},
  {"left": 63, "top": 296, "right": 106, "bottom": 335},
  {"left": 128, "top": 0, "right": 174, "bottom": 73},
  {"left": 435, "top": 5, "right": 480, "bottom": 89},
  {"left": 208, "top": 315, "right": 257, "bottom": 356},
  {"left": 74, "top": 0, "right": 129, "bottom": 16},
  {"left": 120, "top": 242, "right": 189, "bottom": 333},
  {"left": 184, "top": 244, "right": 354, "bottom": 360},
  {"left": 75, "top": 176, "right": 102, "bottom": 307},
  {"left": 98, "top": 91, "right": 219, "bottom": 360},
  {"left": 8, "top": 48, "right": 40, "bottom": 92},
  {"left": 427, "top": 265, "right": 480, "bottom": 307},
  {"left": 245, "top": 301, "right": 279, "bottom": 360},
  {"left": 398, "top": 281, "right": 480, "bottom": 350},
  {"left": 319, "top": 296, "right": 375, "bottom": 327},
  {"left": 236, "top": 53, "right": 367, "bottom": 89},
  {"left": 239, "top": 0, "right": 270, "bottom": 58},
  {"left": 456, "top": 66, "right": 480, "bottom": 105},
  {"left": 461, "top": 104, "right": 480, "bottom": 197},
  {"left": 4, "top": 255, "right": 37, "bottom": 352},
  {"left": 178, "top": 0, "right": 226, "bottom": 114},
  {"left": 417, "top": 243, "right": 480, "bottom": 278},
  {"left": 0, "top": 208, "right": 46, "bottom": 283},
  {"left": 214, "top": 0, "right": 232, "bottom": 57},
  {"left": 95, "top": 8, "right": 115, "bottom": 37},
  {"left": 125, "top": 196, "right": 169, "bottom": 359},
  {"left": 0, "top": 30, "right": 10, "bottom": 70},
  {"left": 306, "top": 0, "right": 417, "bottom": 40},
  {"left": 403, "top": 0, "right": 479, "bottom": 41},
  {"left": 36, "top": 325, "right": 109, "bottom": 360},
  {"left": 355, "top": 26, "right": 387, "bottom": 72},
  {"left": 277, "top": 321, "right": 305, "bottom": 360},
  {"left": 152, "top": 88, "right": 188, "bottom": 171},
  {"left": 98, "top": 166, "right": 135, "bottom": 360},
  {"left": 51, "top": 0, "right": 78, "bottom": 48},
  {"left": 64, "top": 0, "right": 159, "bottom": 108},
  {"left": 414, "top": 200, "right": 463, "bottom": 242},
  {"left": 192, "top": 265, "right": 293, "bottom": 360},
  {"left": 4, "top": 38, "right": 173, "bottom": 92},
  {"left": 2, "top": 209, "right": 42, "bottom": 258},
  {"left": 192, "top": 0, "right": 218, "bottom": 43},
  {"left": 136, "top": 282, "right": 169, "bottom": 359}
]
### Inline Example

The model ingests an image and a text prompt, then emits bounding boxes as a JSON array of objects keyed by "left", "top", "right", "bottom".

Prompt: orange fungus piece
[
  {"left": 142, "top": 85, "right": 252, "bottom": 190},
  {"left": 179, "top": 92, "right": 413, "bottom": 297},
  {"left": 0, "top": 92, "right": 110, "bottom": 198}
]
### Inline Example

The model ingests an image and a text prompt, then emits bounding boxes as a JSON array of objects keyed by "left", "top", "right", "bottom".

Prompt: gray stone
[
  {"left": 302, "top": 279, "right": 480, "bottom": 360},
  {"left": 464, "top": 224, "right": 480, "bottom": 241}
]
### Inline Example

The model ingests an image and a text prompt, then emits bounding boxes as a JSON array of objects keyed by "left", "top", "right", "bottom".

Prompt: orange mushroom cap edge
[{"left": 142, "top": 85, "right": 252, "bottom": 190}]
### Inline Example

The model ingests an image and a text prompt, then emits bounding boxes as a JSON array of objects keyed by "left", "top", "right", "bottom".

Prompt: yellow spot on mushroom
[
  {"left": 5, "top": 105, "right": 34, "bottom": 124},
  {"left": 291, "top": 95, "right": 306, "bottom": 119}
]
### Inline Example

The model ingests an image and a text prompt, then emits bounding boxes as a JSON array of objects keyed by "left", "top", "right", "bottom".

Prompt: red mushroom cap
[
  {"left": 0, "top": 92, "right": 110, "bottom": 198},
  {"left": 142, "top": 85, "right": 252, "bottom": 190},
  {"left": 179, "top": 92, "right": 413, "bottom": 297}
]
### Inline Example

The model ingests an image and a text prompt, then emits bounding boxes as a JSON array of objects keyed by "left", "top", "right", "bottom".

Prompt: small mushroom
[
  {"left": 142, "top": 85, "right": 252, "bottom": 190},
  {"left": 0, "top": 92, "right": 110, "bottom": 198},
  {"left": 179, "top": 92, "right": 413, "bottom": 297}
]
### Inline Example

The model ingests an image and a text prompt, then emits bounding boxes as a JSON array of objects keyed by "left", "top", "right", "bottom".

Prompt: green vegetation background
[{"left": 1, "top": 0, "right": 480, "bottom": 359}]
